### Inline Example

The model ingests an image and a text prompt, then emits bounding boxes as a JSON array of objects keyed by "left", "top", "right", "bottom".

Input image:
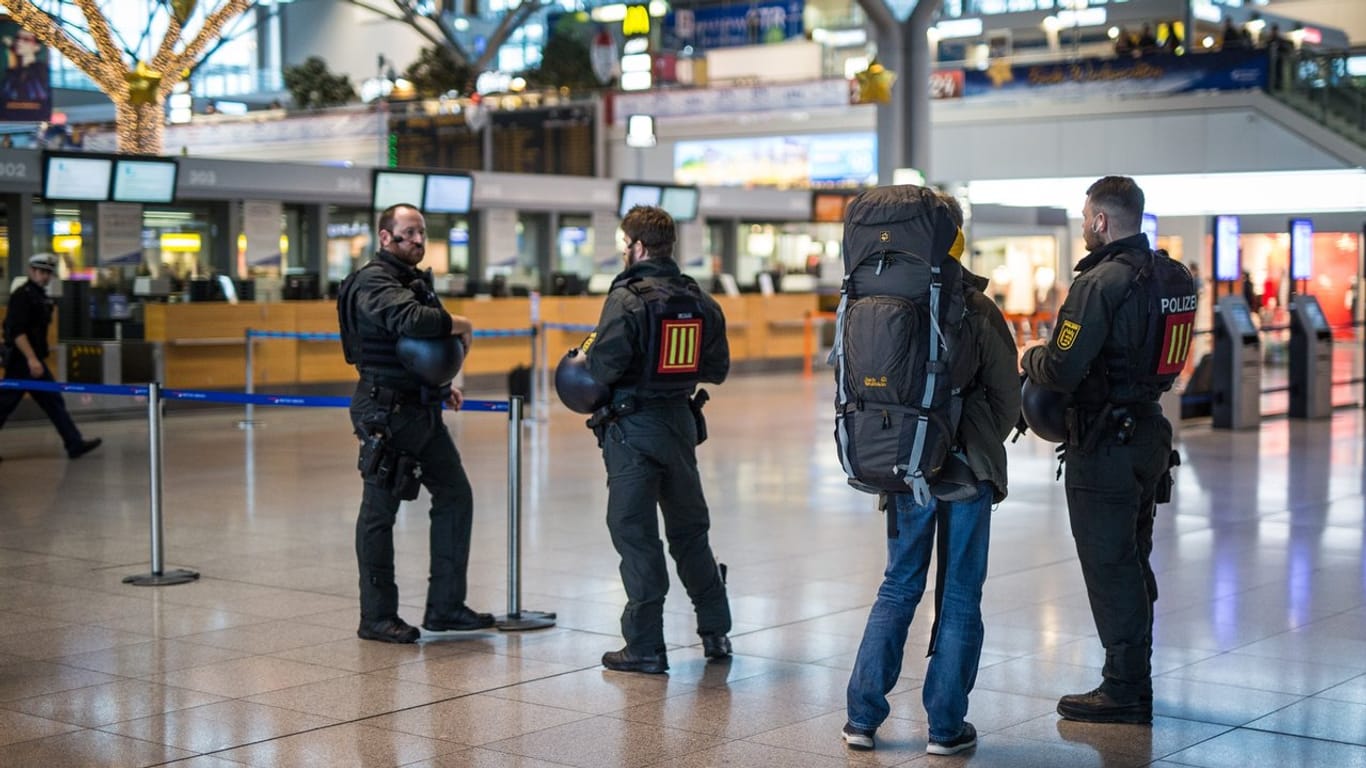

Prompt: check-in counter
[{"left": 142, "top": 293, "right": 819, "bottom": 390}]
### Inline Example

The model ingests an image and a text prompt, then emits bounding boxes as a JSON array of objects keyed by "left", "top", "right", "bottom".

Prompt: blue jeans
[{"left": 846, "top": 482, "right": 992, "bottom": 743}]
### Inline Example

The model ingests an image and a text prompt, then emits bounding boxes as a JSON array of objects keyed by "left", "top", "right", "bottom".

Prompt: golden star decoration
[
  {"left": 125, "top": 61, "right": 163, "bottom": 105},
  {"left": 855, "top": 62, "right": 897, "bottom": 104},
  {"left": 171, "top": 0, "right": 198, "bottom": 23},
  {"left": 986, "top": 58, "right": 1014, "bottom": 88}
]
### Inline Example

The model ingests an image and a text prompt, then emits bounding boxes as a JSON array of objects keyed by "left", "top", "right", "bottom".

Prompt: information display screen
[
  {"left": 812, "top": 191, "right": 857, "bottom": 223},
  {"left": 1289, "top": 218, "right": 1313, "bottom": 280},
  {"left": 373, "top": 171, "right": 425, "bottom": 211},
  {"left": 1141, "top": 213, "right": 1158, "bottom": 247},
  {"left": 1227, "top": 301, "right": 1258, "bottom": 338},
  {"left": 1301, "top": 297, "right": 1330, "bottom": 332},
  {"left": 44, "top": 155, "right": 113, "bottom": 201},
  {"left": 112, "top": 159, "right": 178, "bottom": 203},
  {"left": 618, "top": 183, "right": 661, "bottom": 217},
  {"left": 1213, "top": 214, "right": 1241, "bottom": 282},
  {"left": 659, "top": 186, "right": 699, "bottom": 222},
  {"left": 424, "top": 173, "right": 473, "bottom": 214}
]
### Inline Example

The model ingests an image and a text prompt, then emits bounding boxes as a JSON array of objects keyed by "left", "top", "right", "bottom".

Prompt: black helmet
[
  {"left": 555, "top": 347, "right": 609, "bottom": 414},
  {"left": 1021, "top": 378, "right": 1070, "bottom": 443},
  {"left": 396, "top": 335, "right": 466, "bottom": 387}
]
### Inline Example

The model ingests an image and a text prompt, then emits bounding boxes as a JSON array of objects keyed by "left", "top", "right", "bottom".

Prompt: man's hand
[
  {"left": 445, "top": 387, "right": 464, "bottom": 411},
  {"left": 27, "top": 356, "right": 43, "bottom": 378},
  {"left": 449, "top": 313, "right": 474, "bottom": 349}
]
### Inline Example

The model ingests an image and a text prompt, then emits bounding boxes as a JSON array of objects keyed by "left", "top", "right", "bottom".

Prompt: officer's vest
[
  {"left": 1101, "top": 248, "right": 1198, "bottom": 399},
  {"left": 613, "top": 274, "right": 709, "bottom": 391},
  {"left": 337, "top": 257, "right": 441, "bottom": 376}
]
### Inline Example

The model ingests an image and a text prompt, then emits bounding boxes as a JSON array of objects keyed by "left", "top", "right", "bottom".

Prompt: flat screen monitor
[
  {"left": 281, "top": 272, "right": 321, "bottom": 300},
  {"left": 43, "top": 154, "right": 113, "bottom": 201},
  {"left": 659, "top": 185, "right": 699, "bottom": 222},
  {"left": 618, "top": 183, "right": 661, "bottom": 218},
  {"left": 1141, "top": 212, "right": 1158, "bottom": 247},
  {"left": 1213, "top": 214, "right": 1241, "bottom": 282},
  {"left": 812, "top": 191, "right": 857, "bottom": 223},
  {"left": 550, "top": 271, "right": 585, "bottom": 296},
  {"left": 424, "top": 173, "right": 474, "bottom": 214},
  {"left": 1227, "top": 300, "right": 1257, "bottom": 338},
  {"left": 373, "top": 170, "right": 425, "bottom": 211},
  {"left": 1289, "top": 218, "right": 1313, "bottom": 280},
  {"left": 113, "top": 158, "right": 178, "bottom": 203}
]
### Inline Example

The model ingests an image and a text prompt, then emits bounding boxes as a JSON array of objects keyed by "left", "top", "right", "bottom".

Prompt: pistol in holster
[
  {"left": 357, "top": 432, "right": 423, "bottom": 501},
  {"left": 689, "top": 388, "right": 710, "bottom": 445},
  {"left": 586, "top": 396, "right": 637, "bottom": 447},
  {"left": 1155, "top": 449, "right": 1181, "bottom": 504}
]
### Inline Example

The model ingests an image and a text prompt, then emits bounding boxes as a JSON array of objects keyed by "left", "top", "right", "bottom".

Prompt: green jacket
[{"left": 959, "top": 271, "right": 1023, "bottom": 503}]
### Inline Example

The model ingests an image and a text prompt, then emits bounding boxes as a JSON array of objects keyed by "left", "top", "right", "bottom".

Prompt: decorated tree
[
  {"left": 4, "top": 0, "right": 254, "bottom": 154},
  {"left": 345, "top": 0, "right": 544, "bottom": 80}
]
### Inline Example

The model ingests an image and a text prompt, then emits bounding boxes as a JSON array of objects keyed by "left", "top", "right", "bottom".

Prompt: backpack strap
[{"left": 901, "top": 263, "right": 945, "bottom": 505}]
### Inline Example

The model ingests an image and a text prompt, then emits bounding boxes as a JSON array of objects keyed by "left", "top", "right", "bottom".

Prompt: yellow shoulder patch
[
  {"left": 1056, "top": 320, "right": 1081, "bottom": 351},
  {"left": 580, "top": 332, "right": 597, "bottom": 352}
]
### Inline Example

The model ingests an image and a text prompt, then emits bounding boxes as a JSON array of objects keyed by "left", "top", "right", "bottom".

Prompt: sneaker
[
  {"left": 841, "top": 722, "right": 875, "bottom": 751},
  {"left": 927, "top": 722, "right": 977, "bottom": 756},
  {"left": 1057, "top": 687, "right": 1152, "bottom": 724}
]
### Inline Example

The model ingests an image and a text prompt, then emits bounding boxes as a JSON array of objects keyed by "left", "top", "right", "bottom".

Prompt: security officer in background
[
  {"left": 0, "top": 253, "right": 101, "bottom": 462},
  {"left": 1021, "top": 176, "right": 1173, "bottom": 724},
  {"left": 585, "top": 205, "right": 731, "bottom": 674},
  {"left": 339, "top": 203, "right": 492, "bottom": 644}
]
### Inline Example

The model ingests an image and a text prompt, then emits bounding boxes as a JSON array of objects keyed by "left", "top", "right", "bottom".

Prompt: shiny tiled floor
[{"left": 0, "top": 371, "right": 1364, "bottom": 767}]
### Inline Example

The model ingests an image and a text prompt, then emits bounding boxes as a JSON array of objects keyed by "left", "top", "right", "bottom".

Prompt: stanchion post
[
  {"left": 239, "top": 329, "right": 258, "bottom": 428},
  {"left": 802, "top": 311, "right": 814, "bottom": 379},
  {"left": 124, "top": 382, "right": 200, "bottom": 587},
  {"left": 495, "top": 395, "right": 555, "bottom": 631}
]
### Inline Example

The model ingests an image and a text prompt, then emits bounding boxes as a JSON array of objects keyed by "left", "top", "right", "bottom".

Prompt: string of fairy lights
[{"left": 3, "top": 0, "right": 252, "bottom": 152}]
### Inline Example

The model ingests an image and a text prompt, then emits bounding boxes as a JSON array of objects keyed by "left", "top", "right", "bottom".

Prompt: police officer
[
  {"left": 1021, "top": 176, "right": 1174, "bottom": 724},
  {"left": 584, "top": 205, "right": 731, "bottom": 674},
  {"left": 0, "top": 253, "right": 101, "bottom": 461},
  {"left": 338, "top": 203, "right": 491, "bottom": 644}
]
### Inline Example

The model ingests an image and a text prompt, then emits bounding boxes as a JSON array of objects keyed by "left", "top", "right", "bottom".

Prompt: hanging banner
[
  {"left": 243, "top": 200, "right": 283, "bottom": 269},
  {"left": 960, "top": 50, "right": 1268, "bottom": 103},
  {"left": 0, "top": 17, "right": 52, "bottom": 122},
  {"left": 97, "top": 202, "right": 145, "bottom": 267}
]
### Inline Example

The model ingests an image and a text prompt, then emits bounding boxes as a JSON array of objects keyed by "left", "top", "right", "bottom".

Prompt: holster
[
  {"left": 357, "top": 431, "right": 423, "bottom": 500},
  {"left": 689, "top": 388, "right": 710, "bottom": 445},
  {"left": 1155, "top": 449, "right": 1181, "bottom": 504}
]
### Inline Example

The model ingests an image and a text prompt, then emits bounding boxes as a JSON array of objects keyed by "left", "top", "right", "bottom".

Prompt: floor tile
[
  {"left": 6, "top": 678, "right": 224, "bottom": 727},
  {"left": 0, "top": 727, "right": 195, "bottom": 767},
  {"left": 244, "top": 672, "right": 457, "bottom": 720},
  {"left": 99, "top": 698, "right": 339, "bottom": 753},
  {"left": 219, "top": 721, "right": 456, "bottom": 767},
  {"left": 483, "top": 715, "right": 725, "bottom": 768},
  {"left": 369, "top": 692, "right": 591, "bottom": 746},
  {"left": 150, "top": 654, "right": 351, "bottom": 697}
]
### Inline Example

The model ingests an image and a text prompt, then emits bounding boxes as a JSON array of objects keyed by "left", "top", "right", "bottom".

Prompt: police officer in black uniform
[
  {"left": 1021, "top": 176, "right": 1173, "bottom": 724},
  {"left": 338, "top": 203, "right": 492, "bottom": 644},
  {"left": 585, "top": 205, "right": 731, "bottom": 674},
  {"left": 0, "top": 253, "right": 101, "bottom": 461}
]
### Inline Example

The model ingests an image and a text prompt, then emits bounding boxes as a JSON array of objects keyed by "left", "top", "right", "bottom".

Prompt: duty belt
[
  {"left": 363, "top": 378, "right": 449, "bottom": 408},
  {"left": 1066, "top": 400, "right": 1161, "bottom": 451},
  {"left": 586, "top": 393, "right": 691, "bottom": 429}
]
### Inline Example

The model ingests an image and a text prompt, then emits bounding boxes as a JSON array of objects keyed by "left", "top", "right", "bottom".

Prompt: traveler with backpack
[
  {"left": 1021, "top": 176, "right": 1195, "bottom": 725},
  {"left": 839, "top": 191, "right": 1020, "bottom": 755},
  {"left": 582, "top": 204, "right": 732, "bottom": 674}
]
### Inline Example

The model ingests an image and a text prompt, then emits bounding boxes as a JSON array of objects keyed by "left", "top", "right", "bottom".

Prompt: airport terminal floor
[{"left": 0, "top": 371, "right": 1364, "bottom": 767}]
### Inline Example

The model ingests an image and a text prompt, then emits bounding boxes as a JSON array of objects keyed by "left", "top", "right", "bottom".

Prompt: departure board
[
  {"left": 491, "top": 105, "right": 596, "bottom": 177},
  {"left": 390, "top": 103, "right": 596, "bottom": 176}
]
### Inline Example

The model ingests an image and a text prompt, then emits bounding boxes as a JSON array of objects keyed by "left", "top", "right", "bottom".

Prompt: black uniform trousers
[
  {"left": 0, "top": 358, "right": 85, "bottom": 453},
  {"left": 1063, "top": 412, "right": 1172, "bottom": 700},
  {"left": 601, "top": 403, "right": 730, "bottom": 655},
  {"left": 350, "top": 384, "right": 474, "bottom": 623}
]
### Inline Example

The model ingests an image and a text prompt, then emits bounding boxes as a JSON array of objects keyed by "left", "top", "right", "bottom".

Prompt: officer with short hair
[
  {"left": 338, "top": 203, "right": 492, "bottom": 644},
  {"left": 583, "top": 204, "right": 731, "bottom": 674},
  {"left": 1021, "top": 176, "right": 1176, "bottom": 724},
  {"left": 0, "top": 253, "right": 101, "bottom": 461}
]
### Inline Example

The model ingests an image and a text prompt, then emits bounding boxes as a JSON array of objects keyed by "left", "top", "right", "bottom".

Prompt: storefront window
[
  {"left": 326, "top": 207, "right": 373, "bottom": 284},
  {"left": 968, "top": 234, "right": 1060, "bottom": 341}
]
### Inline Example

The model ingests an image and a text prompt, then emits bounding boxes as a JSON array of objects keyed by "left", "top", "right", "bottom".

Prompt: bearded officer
[
  {"left": 338, "top": 203, "right": 493, "bottom": 643},
  {"left": 580, "top": 204, "right": 732, "bottom": 673}
]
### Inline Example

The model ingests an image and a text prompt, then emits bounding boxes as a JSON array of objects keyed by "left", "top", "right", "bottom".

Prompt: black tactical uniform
[
  {"left": 586, "top": 257, "right": 731, "bottom": 662},
  {"left": 339, "top": 250, "right": 483, "bottom": 639},
  {"left": 1020, "top": 232, "right": 1172, "bottom": 710},
  {"left": 0, "top": 274, "right": 96, "bottom": 457}
]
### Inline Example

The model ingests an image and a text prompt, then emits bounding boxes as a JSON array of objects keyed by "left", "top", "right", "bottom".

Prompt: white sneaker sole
[{"left": 926, "top": 737, "right": 977, "bottom": 755}]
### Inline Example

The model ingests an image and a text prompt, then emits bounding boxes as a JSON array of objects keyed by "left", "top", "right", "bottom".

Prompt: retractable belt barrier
[{"left": 0, "top": 378, "right": 554, "bottom": 631}]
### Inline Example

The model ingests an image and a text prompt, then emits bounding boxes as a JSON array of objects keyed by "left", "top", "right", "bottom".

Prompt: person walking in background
[
  {"left": 0, "top": 253, "right": 101, "bottom": 462},
  {"left": 842, "top": 193, "right": 1020, "bottom": 755}
]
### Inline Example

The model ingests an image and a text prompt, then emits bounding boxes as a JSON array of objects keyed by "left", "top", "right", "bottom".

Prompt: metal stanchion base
[
  {"left": 236, "top": 421, "right": 264, "bottom": 430},
  {"left": 123, "top": 569, "right": 200, "bottom": 586},
  {"left": 495, "top": 610, "right": 557, "bottom": 632}
]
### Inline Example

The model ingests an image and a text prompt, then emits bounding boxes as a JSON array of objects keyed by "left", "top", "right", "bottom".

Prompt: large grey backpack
[{"left": 830, "top": 185, "right": 972, "bottom": 503}]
